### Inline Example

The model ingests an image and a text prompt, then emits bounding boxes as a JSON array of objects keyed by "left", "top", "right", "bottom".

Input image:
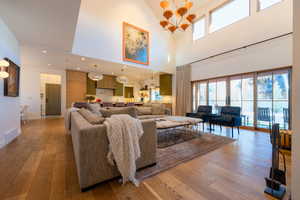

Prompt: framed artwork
[
  {"left": 4, "top": 58, "right": 20, "bottom": 97},
  {"left": 123, "top": 22, "right": 149, "bottom": 65}
]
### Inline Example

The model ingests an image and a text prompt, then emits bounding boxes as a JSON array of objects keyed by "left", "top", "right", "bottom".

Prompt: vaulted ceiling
[{"left": 0, "top": 0, "right": 220, "bottom": 74}]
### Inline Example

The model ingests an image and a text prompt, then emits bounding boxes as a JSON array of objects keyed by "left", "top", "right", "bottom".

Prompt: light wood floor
[{"left": 0, "top": 118, "right": 291, "bottom": 200}]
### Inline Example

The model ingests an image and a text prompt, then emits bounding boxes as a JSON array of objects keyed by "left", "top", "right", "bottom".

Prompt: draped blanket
[{"left": 104, "top": 114, "right": 144, "bottom": 186}]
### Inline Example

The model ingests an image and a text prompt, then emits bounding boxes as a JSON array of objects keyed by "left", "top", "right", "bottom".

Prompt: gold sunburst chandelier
[{"left": 159, "top": 0, "right": 196, "bottom": 33}]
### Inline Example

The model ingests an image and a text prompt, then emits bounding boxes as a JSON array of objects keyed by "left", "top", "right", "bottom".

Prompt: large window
[
  {"left": 210, "top": 0, "right": 250, "bottom": 33},
  {"left": 192, "top": 68, "right": 291, "bottom": 129},
  {"left": 193, "top": 18, "right": 205, "bottom": 41},
  {"left": 258, "top": 0, "right": 282, "bottom": 10}
]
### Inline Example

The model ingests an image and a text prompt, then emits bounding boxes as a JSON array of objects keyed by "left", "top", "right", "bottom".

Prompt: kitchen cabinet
[
  {"left": 124, "top": 87, "right": 134, "bottom": 98},
  {"left": 114, "top": 81, "right": 124, "bottom": 96},
  {"left": 160, "top": 74, "right": 172, "bottom": 96},
  {"left": 66, "top": 70, "right": 87, "bottom": 108},
  {"left": 86, "top": 75, "right": 97, "bottom": 95},
  {"left": 97, "top": 75, "right": 117, "bottom": 89}
]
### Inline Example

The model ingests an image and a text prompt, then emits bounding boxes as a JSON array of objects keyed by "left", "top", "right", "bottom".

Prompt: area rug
[
  {"left": 137, "top": 133, "right": 235, "bottom": 181},
  {"left": 157, "top": 127, "right": 202, "bottom": 148}
]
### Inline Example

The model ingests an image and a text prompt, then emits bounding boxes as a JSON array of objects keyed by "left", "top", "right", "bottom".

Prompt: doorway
[
  {"left": 40, "top": 74, "right": 62, "bottom": 117},
  {"left": 45, "top": 84, "right": 61, "bottom": 115}
]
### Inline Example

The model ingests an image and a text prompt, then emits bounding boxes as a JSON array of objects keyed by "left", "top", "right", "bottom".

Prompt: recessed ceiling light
[
  {"left": 81, "top": 57, "right": 86, "bottom": 61},
  {"left": 48, "top": 64, "right": 52, "bottom": 66},
  {"left": 76, "top": 67, "right": 81, "bottom": 70},
  {"left": 42, "top": 50, "right": 47, "bottom": 54}
]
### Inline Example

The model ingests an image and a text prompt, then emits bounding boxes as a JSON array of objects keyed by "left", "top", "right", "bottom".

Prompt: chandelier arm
[
  {"left": 178, "top": 16, "right": 184, "bottom": 26},
  {"left": 167, "top": 20, "right": 176, "bottom": 27}
]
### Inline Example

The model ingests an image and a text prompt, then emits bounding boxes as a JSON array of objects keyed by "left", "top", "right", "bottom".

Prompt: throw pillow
[
  {"left": 100, "top": 107, "right": 138, "bottom": 118},
  {"left": 78, "top": 108, "right": 105, "bottom": 125},
  {"left": 136, "top": 106, "right": 152, "bottom": 115},
  {"left": 151, "top": 104, "right": 165, "bottom": 115},
  {"left": 87, "top": 103, "right": 102, "bottom": 116}
]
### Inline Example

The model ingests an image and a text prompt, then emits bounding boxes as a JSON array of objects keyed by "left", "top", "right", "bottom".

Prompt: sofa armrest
[
  {"left": 233, "top": 116, "right": 242, "bottom": 126},
  {"left": 137, "top": 120, "right": 157, "bottom": 167}
]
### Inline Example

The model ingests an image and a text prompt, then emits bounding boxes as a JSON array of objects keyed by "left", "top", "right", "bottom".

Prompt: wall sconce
[{"left": 0, "top": 59, "right": 10, "bottom": 79}]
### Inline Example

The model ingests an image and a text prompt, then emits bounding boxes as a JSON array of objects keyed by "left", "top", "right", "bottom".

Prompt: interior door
[{"left": 46, "top": 84, "right": 61, "bottom": 115}]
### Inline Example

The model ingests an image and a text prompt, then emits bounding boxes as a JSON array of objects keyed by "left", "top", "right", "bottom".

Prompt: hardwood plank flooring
[{"left": 0, "top": 118, "right": 291, "bottom": 200}]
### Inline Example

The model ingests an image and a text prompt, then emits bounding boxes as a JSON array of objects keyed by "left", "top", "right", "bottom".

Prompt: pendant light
[
  {"left": 88, "top": 64, "right": 103, "bottom": 81},
  {"left": 116, "top": 66, "right": 129, "bottom": 84}
]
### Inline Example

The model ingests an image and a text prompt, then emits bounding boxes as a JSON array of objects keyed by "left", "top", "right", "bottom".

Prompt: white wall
[
  {"left": 191, "top": 35, "right": 292, "bottom": 80},
  {"left": 293, "top": 0, "right": 300, "bottom": 199},
  {"left": 20, "top": 66, "right": 66, "bottom": 120},
  {"left": 175, "top": 0, "right": 292, "bottom": 80},
  {"left": 72, "top": 0, "right": 176, "bottom": 74},
  {"left": 0, "top": 17, "right": 21, "bottom": 148}
]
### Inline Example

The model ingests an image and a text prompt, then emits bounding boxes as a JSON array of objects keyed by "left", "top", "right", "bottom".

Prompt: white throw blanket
[{"left": 104, "top": 114, "right": 144, "bottom": 186}]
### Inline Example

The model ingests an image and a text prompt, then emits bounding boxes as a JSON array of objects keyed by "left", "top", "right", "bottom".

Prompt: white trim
[{"left": 0, "top": 128, "right": 21, "bottom": 149}]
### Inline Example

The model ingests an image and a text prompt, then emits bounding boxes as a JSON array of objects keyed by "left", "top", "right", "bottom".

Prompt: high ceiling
[
  {"left": 0, "top": 0, "right": 220, "bottom": 76},
  {"left": 0, "top": 0, "right": 81, "bottom": 51}
]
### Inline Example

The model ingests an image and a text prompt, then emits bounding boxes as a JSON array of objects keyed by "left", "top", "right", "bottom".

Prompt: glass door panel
[
  {"left": 208, "top": 81, "right": 217, "bottom": 113},
  {"left": 230, "top": 75, "right": 254, "bottom": 126},
  {"left": 242, "top": 76, "right": 254, "bottom": 126},
  {"left": 209, "top": 79, "right": 227, "bottom": 114},
  {"left": 273, "top": 72, "right": 289, "bottom": 129},
  {"left": 199, "top": 83, "right": 207, "bottom": 106},
  {"left": 230, "top": 78, "right": 242, "bottom": 107},
  {"left": 216, "top": 80, "right": 227, "bottom": 107},
  {"left": 257, "top": 73, "right": 273, "bottom": 128}
]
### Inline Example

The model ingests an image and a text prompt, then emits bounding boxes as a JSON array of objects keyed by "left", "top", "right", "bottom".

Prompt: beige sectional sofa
[{"left": 70, "top": 110, "right": 157, "bottom": 190}]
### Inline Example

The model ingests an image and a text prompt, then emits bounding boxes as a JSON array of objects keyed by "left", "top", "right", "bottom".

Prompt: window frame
[
  {"left": 208, "top": 0, "right": 251, "bottom": 33},
  {"left": 192, "top": 16, "right": 206, "bottom": 41},
  {"left": 257, "top": 0, "right": 283, "bottom": 11}
]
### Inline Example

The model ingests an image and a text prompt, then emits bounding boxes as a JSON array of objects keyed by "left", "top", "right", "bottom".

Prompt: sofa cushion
[
  {"left": 87, "top": 103, "right": 102, "bottom": 116},
  {"left": 151, "top": 104, "right": 165, "bottom": 115},
  {"left": 78, "top": 108, "right": 105, "bottom": 125},
  {"left": 100, "top": 107, "right": 138, "bottom": 118},
  {"left": 136, "top": 106, "right": 152, "bottom": 115}
]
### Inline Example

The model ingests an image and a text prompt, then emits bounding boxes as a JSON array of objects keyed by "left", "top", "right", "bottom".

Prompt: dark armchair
[
  {"left": 186, "top": 106, "right": 212, "bottom": 130},
  {"left": 210, "top": 106, "right": 242, "bottom": 137}
]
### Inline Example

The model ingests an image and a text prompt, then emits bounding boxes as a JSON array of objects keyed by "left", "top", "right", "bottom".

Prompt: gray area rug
[
  {"left": 137, "top": 131, "right": 235, "bottom": 181},
  {"left": 157, "top": 127, "right": 202, "bottom": 148}
]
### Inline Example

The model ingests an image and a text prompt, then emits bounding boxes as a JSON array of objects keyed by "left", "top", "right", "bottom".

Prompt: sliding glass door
[
  {"left": 257, "top": 70, "right": 290, "bottom": 129},
  {"left": 257, "top": 73, "right": 273, "bottom": 128},
  {"left": 230, "top": 75, "right": 254, "bottom": 126},
  {"left": 191, "top": 67, "right": 291, "bottom": 129},
  {"left": 208, "top": 79, "right": 226, "bottom": 114},
  {"left": 192, "top": 82, "right": 207, "bottom": 112},
  {"left": 273, "top": 71, "right": 289, "bottom": 129}
]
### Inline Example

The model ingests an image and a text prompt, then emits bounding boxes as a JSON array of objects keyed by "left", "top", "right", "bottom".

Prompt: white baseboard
[{"left": 0, "top": 128, "right": 21, "bottom": 149}]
